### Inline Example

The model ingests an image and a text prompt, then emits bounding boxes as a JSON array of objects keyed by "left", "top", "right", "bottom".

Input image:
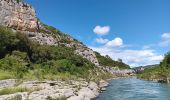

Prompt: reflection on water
[{"left": 95, "top": 77, "right": 170, "bottom": 100}]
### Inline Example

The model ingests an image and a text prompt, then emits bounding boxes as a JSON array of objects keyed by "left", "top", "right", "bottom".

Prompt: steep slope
[{"left": 0, "top": 0, "right": 100, "bottom": 66}]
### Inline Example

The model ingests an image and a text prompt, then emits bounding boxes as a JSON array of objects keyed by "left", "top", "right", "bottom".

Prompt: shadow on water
[{"left": 94, "top": 77, "right": 170, "bottom": 100}]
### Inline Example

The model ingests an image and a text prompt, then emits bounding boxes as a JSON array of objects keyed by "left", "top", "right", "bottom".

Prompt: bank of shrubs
[{"left": 0, "top": 26, "right": 95, "bottom": 80}]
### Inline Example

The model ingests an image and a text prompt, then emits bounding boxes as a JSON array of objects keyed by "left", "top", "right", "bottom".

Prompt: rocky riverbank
[
  {"left": 138, "top": 77, "right": 170, "bottom": 83},
  {"left": 0, "top": 79, "right": 109, "bottom": 100}
]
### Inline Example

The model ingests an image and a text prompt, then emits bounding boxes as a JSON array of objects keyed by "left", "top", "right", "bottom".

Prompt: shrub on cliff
[
  {"left": 160, "top": 52, "right": 170, "bottom": 68},
  {"left": 95, "top": 52, "right": 130, "bottom": 69},
  {"left": 0, "top": 26, "right": 95, "bottom": 79},
  {"left": 0, "top": 27, "right": 19, "bottom": 58}
]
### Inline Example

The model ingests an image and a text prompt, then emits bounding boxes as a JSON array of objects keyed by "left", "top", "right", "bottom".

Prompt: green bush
[
  {"left": 0, "top": 27, "right": 19, "bottom": 58},
  {"left": 9, "top": 95, "right": 22, "bottom": 100},
  {"left": 46, "top": 96, "right": 67, "bottom": 100},
  {"left": 0, "top": 51, "right": 28, "bottom": 78},
  {"left": 0, "top": 87, "right": 29, "bottom": 95}
]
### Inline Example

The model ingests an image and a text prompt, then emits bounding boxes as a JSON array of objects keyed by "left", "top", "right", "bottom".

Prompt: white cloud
[
  {"left": 143, "top": 45, "right": 151, "bottom": 49},
  {"left": 161, "top": 33, "right": 170, "bottom": 39},
  {"left": 95, "top": 38, "right": 109, "bottom": 44},
  {"left": 91, "top": 27, "right": 165, "bottom": 67},
  {"left": 106, "top": 37, "right": 123, "bottom": 47},
  {"left": 159, "top": 40, "right": 170, "bottom": 46},
  {"left": 90, "top": 46, "right": 164, "bottom": 67},
  {"left": 159, "top": 33, "right": 170, "bottom": 47},
  {"left": 93, "top": 25, "right": 110, "bottom": 35},
  {"left": 150, "top": 55, "right": 163, "bottom": 61}
]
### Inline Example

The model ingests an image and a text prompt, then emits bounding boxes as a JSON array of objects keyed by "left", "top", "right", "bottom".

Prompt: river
[{"left": 95, "top": 77, "right": 170, "bottom": 100}]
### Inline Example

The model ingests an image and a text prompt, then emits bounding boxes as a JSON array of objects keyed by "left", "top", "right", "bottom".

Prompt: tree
[{"left": 118, "top": 58, "right": 123, "bottom": 63}]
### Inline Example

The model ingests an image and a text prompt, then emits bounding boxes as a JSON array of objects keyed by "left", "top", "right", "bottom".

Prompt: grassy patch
[
  {"left": 23, "top": 70, "right": 79, "bottom": 81},
  {"left": 0, "top": 87, "right": 28, "bottom": 95},
  {"left": 46, "top": 96, "right": 67, "bottom": 100},
  {"left": 0, "top": 86, "right": 42, "bottom": 95},
  {"left": 0, "top": 70, "right": 15, "bottom": 80},
  {"left": 9, "top": 94, "right": 22, "bottom": 100},
  {"left": 56, "top": 96, "right": 67, "bottom": 100}
]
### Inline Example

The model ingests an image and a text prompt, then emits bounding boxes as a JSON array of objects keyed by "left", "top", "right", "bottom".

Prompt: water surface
[{"left": 95, "top": 77, "right": 170, "bottom": 100}]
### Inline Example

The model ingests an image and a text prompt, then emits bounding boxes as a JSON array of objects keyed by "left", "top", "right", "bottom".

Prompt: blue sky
[{"left": 26, "top": 0, "right": 170, "bottom": 67}]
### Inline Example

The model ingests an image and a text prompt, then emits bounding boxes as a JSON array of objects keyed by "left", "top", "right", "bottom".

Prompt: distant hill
[{"left": 133, "top": 64, "right": 159, "bottom": 73}]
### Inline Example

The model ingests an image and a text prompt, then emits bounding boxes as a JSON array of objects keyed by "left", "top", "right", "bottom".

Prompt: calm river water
[{"left": 95, "top": 77, "right": 170, "bottom": 100}]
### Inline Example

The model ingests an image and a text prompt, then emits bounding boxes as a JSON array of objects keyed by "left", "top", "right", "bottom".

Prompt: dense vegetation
[
  {"left": 0, "top": 86, "right": 41, "bottom": 96},
  {"left": 137, "top": 52, "right": 170, "bottom": 82},
  {"left": 0, "top": 26, "right": 115, "bottom": 82},
  {"left": 0, "top": 26, "right": 93, "bottom": 80},
  {"left": 95, "top": 52, "right": 130, "bottom": 69}
]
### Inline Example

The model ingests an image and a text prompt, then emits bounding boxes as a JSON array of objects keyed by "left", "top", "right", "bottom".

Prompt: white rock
[{"left": 0, "top": 79, "right": 16, "bottom": 89}]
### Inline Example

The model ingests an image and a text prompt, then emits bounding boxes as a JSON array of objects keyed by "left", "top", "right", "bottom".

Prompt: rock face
[
  {"left": 102, "top": 66, "right": 135, "bottom": 76},
  {"left": 0, "top": 0, "right": 38, "bottom": 31},
  {"left": 25, "top": 31, "right": 59, "bottom": 46},
  {"left": 75, "top": 47, "right": 99, "bottom": 66}
]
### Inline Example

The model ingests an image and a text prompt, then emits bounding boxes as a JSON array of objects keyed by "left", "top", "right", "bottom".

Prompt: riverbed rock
[
  {"left": 0, "top": 92, "right": 28, "bottom": 100},
  {"left": 0, "top": 79, "right": 16, "bottom": 89},
  {"left": 99, "top": 80, "right": 109, "bottom": 88},
  {"left": 0, "top": 80, "right": 102, "bottom": 100},
  {"left": 68, "top": 81, "right": 99, "bottom": 100}
]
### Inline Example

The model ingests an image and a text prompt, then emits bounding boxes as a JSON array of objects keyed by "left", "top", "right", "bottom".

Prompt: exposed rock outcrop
[
  {"left": 0, "top": 0, "right": 39, "bottom": 31},
  {"left": 102, "top": 66, "right": 135, "bottom": 76},
  {"left": 0, "top": 79, "right": 16, "bottom": 89},
  {"left": 75, "top": 45, "right": 99, "bottom": 66}
]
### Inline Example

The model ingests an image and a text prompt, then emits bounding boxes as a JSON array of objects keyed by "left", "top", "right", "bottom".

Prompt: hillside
[
  {"left": 137, "top": 52, "right": 170, "bottom": 83},
  {"left": 133, "top": 64, "right": 158, "bottom": 74},
  {"left": 0, "top": 0, "right": 132, "bottom": 81}
]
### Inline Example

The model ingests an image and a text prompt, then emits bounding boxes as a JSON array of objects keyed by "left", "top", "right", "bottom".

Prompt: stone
[
  {"left": 0, "top": 79, "right": 16, "bottom": 89},
  {"left": 0, "top": 92, "right": 28, "bottom": 100},
  {"left": 99, "top": 80, "right": 109, "bottom": 88}
]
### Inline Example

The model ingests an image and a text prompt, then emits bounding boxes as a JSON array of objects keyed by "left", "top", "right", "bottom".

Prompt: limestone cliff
[
  {"left": 0, "top": 0, "right": 99, "bottom": 66},
  {"left": 0, "top": 0, "right": 39, "bottom": 31}
]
